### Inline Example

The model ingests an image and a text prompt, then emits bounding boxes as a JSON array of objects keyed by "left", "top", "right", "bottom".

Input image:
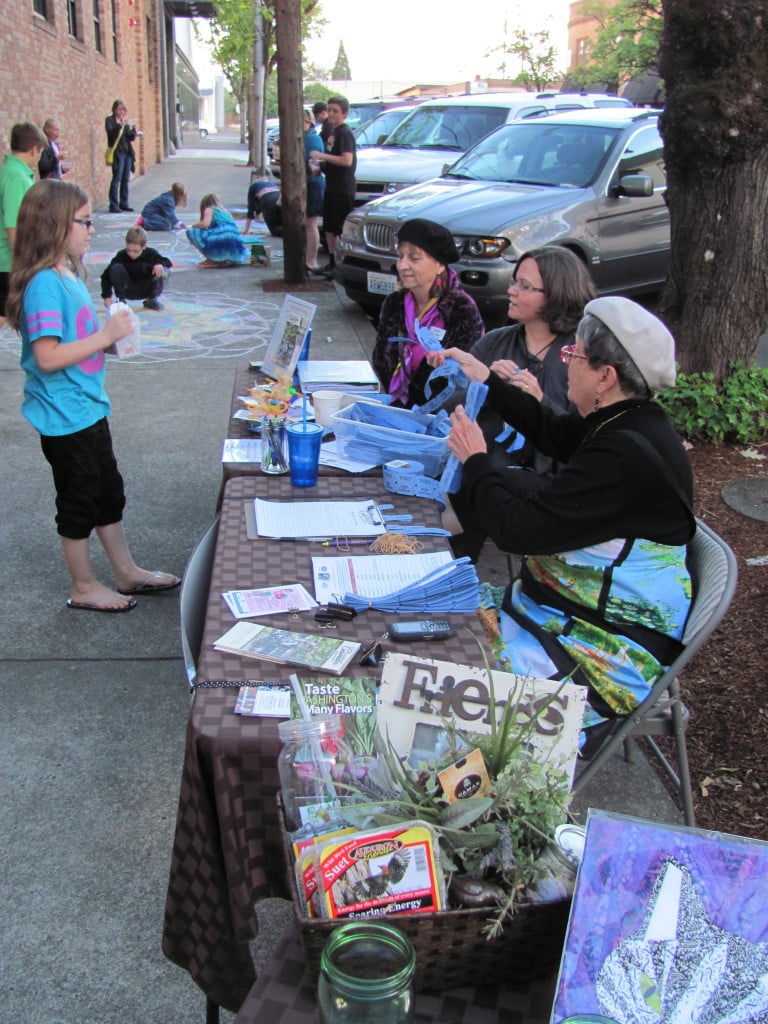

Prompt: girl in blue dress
[
  {"left": 186, "top": 193, "right": 249, "bottom": 267},
  {"left": 6, "top": 179, "right": 180, "bottom": 612}
]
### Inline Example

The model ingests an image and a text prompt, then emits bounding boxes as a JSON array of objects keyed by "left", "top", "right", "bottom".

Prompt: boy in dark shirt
[
  {"left": 308, "top": 95, "right": 356, "bottom": 279},
  {"left": 101, "top": 226, "right": 172, "bottom": 311}
]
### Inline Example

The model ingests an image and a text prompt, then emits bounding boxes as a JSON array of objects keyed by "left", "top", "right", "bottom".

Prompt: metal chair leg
[{"left": 206, "top": 996, "right": 220, "bottom": 1024}]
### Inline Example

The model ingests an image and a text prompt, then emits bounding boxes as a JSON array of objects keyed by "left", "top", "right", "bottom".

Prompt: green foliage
[
  {"left": 657, "top": 363, "right": 768, "bottom": 444},
  {"left": 331, "top": 40, "right": 351, "bottom": 80},
  {"left": 570, "top": 0, "right": 662, "bottom": 92},
  {"left": 488, "top": 27, "right": 562, "bottom": 90}
]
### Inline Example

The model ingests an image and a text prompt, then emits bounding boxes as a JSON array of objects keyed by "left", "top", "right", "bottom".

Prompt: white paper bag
[{"left": 107, "top": 301, "right": 141, "bottom": 359}]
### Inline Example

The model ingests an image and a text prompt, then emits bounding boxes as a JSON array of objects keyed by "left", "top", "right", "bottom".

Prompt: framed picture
[
  {"left": 551, "top": 809, "right": 768, "bottom": 1023},
  {"left": 260, "top": 295, "right": 317, "bottom": 381}
]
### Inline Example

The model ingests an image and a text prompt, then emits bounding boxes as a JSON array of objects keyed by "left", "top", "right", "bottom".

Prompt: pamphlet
[
  {"left": 235, "top": 684, "right": 292, "bottom": 717},
  {"left": 222, "top": 582, "right": 318, "bottom": 619},
  {"left": 222, "top": 438, "right": 262, "bottom": 463},
  {"left": 311, "top": 551, "right": 452, "bottom": 606},
  {"left": 214, "top": 620, "right": 361, "bottom": 676},
  {"left": 296, "top": 360, "right": 380, "bottom": 394}
]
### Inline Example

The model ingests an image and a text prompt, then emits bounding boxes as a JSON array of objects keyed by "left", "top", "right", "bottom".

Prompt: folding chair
[
  {"left": 571, "top": 518, "right": 738, "bottom": 827},
  {"left": 179, "top": 518, "right": 220, "bottom": 692}
]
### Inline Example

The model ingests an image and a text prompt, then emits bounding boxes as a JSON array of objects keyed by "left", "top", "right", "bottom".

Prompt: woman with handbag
[{"left": 105, "top": 100, "right": 138, "bottom": 214}]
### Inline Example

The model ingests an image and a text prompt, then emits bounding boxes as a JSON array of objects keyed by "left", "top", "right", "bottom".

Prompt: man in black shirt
[{"left": 309, "top": 95, "right": 356, "bottom": 279}]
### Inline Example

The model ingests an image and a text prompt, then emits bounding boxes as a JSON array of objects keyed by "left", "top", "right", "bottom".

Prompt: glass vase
[{"left": 260, "top": 415, "right": 289, "bottom": 474}]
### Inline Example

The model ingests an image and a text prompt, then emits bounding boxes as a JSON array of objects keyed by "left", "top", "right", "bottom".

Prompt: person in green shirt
[{"left": 0, "top": 122, "right": 47, "bottom": 320}]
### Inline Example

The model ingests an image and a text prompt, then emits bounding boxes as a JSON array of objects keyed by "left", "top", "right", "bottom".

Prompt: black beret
[{"left": 396, "top": 218, "right": 459, "bottom": 265}]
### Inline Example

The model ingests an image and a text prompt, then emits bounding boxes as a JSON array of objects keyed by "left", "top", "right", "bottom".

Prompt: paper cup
[
  {"left": 312, "top": 390, "right": 346, "bottom": 427},
  {"left": 285, "top": 422, "right": 324, "bottom": 487}
]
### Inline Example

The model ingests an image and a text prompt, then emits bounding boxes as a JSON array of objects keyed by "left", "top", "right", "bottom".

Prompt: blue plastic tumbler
[{"left": 286, "top": 422, "right": 324, "bottom": 487}]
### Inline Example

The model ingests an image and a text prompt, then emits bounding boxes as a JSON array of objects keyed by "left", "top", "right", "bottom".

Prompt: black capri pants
[{"left": 40, "top": 418, "right": 126, "bottom": 540}]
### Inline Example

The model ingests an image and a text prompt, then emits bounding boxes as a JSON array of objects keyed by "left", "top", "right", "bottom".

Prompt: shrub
[{"left": 658, "top": 363, "right": 768, "bottom": 444}]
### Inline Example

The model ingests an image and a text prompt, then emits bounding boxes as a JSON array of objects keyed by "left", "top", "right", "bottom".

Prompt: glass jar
[
  {"left": 277, "top": 716, "right": 351, "bottom": 832},
  {"left": 317, "top": 921, "right": 416, "bottom": 1024},
  {"left": 260, "top": 415, "right": 289, "bottom": 474}
]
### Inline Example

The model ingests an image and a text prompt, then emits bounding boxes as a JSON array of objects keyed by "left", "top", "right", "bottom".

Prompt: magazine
[
  {"left": 289, "top": 674, "right": 378, "bottom": 757},
  {"left": 213, "top": 621, "right": 361, "bottom": 676}
]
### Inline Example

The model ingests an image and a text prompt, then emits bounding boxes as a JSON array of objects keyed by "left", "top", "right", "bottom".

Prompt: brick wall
[{"left": 0, "top": 0, "right": 163, "bottom": 207}]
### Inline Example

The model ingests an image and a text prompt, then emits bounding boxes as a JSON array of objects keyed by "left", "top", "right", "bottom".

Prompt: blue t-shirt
[{"left": 20, "top": 269, "right": 110, "bottom": 436}]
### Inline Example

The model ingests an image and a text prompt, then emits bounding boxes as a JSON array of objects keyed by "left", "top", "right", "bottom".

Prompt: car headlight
[
  {"left": 465, "top": 236, "right": 510, "bottom": 258},
  {"left": 341, "top": 218, "right": 365, "bottom": 244}
]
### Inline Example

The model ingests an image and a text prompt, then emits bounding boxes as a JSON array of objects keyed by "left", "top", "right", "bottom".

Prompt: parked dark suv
[{"left": 337, "top": 108, "right": 667, "bottom": 326}]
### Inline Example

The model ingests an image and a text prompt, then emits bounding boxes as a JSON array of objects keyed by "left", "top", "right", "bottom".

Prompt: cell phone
[{"left": 388, "top": 619, "right": 454, "bottom": 642}]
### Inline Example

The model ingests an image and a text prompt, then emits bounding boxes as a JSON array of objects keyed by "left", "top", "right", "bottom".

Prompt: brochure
[
  {"left": 222, "top": 582, "right": 318, "bottom": 619},
  {"left": 213, "top": 620, "right": 361, "bottom": 676},
  {"left": 296, "top": 360, "right": 380, "bottom": 394},
  {"left": 234, "top": 684, "right": 292, "bottom": 717}
]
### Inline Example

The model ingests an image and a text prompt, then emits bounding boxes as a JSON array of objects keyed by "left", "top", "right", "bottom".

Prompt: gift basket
[{"left": 277, "top": 654, "right": 587, "bottom": 991}]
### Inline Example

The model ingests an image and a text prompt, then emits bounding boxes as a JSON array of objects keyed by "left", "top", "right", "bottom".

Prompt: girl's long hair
[
  {"left": 199, "top": 192, "right": 222, "bottom": 218},
  {"left": 6, "top": 179, "right": 90, "bottom": 331}
]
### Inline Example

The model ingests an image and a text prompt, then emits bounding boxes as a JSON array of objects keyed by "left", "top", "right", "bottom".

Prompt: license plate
[{"left": 367, "top": 271, "right": 397, "bottom": 296}]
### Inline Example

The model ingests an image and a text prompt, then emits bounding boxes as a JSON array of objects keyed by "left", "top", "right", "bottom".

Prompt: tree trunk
[
  {"left": 658, "top": 0, "right": 768, "bottom": 380},
  {"left": 274, "top": 0, "right": 307, "bottom": 283}
]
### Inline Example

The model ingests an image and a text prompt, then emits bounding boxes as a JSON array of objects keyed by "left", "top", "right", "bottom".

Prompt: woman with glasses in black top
[{"left": 448, "top": 246, "right": 595, "bottom": 560}]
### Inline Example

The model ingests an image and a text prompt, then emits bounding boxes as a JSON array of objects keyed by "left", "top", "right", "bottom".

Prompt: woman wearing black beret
[{"left": 372, "top": 218, "right": 485, "bottom": 408}]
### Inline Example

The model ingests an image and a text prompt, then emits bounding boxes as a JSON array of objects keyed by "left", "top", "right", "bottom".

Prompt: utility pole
[{"left": 274, "top": 0, "right": 306, "bottom": 282}]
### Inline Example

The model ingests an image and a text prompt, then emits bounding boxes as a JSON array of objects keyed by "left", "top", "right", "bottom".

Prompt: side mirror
[{"left": 610, "top": 173, "right": 654, "bottom": 198}]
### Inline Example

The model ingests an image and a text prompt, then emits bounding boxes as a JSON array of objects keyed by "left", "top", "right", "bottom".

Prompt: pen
[{"left": 320, "top": 539, "right": 374, "bottom": 548}]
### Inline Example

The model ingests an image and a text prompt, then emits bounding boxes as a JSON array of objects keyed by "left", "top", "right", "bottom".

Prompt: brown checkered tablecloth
[
  {"left": 233, "top": 921, "right": 559, "bottom": 1024},
  {"left": 163, "top": 475, "right": 491, "bottom": 1013}
]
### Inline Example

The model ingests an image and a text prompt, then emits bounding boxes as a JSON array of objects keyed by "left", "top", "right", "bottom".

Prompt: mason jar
[
  {"left": 277, "top": 716, "right": 350, "bottom": 832},
  {"left": 317, "top": 921, "right": 416, "bottom": 1023}
]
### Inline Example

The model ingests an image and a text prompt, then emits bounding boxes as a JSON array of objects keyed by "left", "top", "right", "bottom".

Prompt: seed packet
[{"left": 437, "top": 747, "right": 491, "bottom": 803}]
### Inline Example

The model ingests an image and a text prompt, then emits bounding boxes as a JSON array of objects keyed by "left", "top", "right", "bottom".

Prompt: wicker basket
[{"left": 279, "top": 800, "right": 571, "bottom": 992}]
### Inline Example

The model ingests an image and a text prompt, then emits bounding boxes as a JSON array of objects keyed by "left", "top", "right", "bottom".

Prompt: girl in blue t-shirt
[{"left": 6, "top": 179, "right": 180, "bottom": 612}]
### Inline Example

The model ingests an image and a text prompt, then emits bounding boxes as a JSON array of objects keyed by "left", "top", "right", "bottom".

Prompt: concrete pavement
[{"left": 0, "top": 129, "right": 684, "bottom": 1024}]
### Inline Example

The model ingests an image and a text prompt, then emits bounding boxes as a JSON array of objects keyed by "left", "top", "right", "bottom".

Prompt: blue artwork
[{"left": 552, "top": 810, "right": 768, "bottom": 1024}]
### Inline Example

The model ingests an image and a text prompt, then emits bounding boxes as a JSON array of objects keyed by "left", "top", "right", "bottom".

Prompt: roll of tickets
[{"left": 383, "top": 459, "right": 443, "bottom": 501}]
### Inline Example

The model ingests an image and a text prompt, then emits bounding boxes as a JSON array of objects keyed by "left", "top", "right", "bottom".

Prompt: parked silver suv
[
  {"left": 337, "top": 108, "right": 667, "bottom": 326},
  {"left": 352, "top": 91, "right": 633, "bottom": 205}
]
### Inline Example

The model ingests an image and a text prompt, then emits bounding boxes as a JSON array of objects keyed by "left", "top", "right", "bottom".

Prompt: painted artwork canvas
[{"left": 551, "top": 809, "right": 768, "bottom": 1024}]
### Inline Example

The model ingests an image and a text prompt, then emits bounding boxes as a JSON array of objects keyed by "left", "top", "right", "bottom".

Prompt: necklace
[
  {"left": 521, "top": 327, "right": 556, "bottom": 369},
  {"left": 585, "top": 403, "right": 643, "bottom": 441}
]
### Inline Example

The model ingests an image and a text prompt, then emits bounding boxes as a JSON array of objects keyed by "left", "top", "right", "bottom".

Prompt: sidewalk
[{"left": 0, "top": 130, "right": 682, "bottom": 1024}]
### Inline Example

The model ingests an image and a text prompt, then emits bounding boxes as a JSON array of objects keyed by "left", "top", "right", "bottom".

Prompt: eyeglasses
[
  {"left": 73, "top": 218, "right": 94, "bottom": 229},
  {"left": 560, "top": 344, "right": 589, "bottom": 365},
  {"left": 511, "top": 277, "right": 545, "bottom": 294}
]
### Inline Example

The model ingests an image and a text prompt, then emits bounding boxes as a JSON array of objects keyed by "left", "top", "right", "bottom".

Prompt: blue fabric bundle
[
  {"left": 342, "top": 556, "right": 479, "bottom": 613},
  {"left": 439, "top": 380, "right": 489, "bottom": 495}
]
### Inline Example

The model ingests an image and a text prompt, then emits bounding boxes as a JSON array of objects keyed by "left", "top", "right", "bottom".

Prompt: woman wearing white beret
[{"left": 427, "top": 297, "right": 693, "bottom": 753}]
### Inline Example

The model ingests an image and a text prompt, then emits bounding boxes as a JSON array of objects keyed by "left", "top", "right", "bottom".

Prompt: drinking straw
[{"left": 302, "top": 391, "right": 308, "bottom": 431}]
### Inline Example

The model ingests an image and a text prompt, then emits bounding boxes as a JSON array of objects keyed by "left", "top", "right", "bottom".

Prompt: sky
[{"left": 304, "top": 0, "right": 573, "bottom": 88}]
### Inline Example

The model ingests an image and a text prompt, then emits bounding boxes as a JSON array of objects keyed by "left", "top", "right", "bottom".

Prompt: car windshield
[
  {"left": 445, "top": 122, "right": 622, "bottom": 187},
  {"left": 355, "top": 109, "right": 412, "bottom": 147},
  {"left": 384, "top": 106, "right": 510, "bottom": 151}
]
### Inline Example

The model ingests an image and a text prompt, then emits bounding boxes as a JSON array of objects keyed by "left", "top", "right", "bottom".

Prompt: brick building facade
[{"left": 0, "top": 0, "right": 199, "bottom": 207}]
